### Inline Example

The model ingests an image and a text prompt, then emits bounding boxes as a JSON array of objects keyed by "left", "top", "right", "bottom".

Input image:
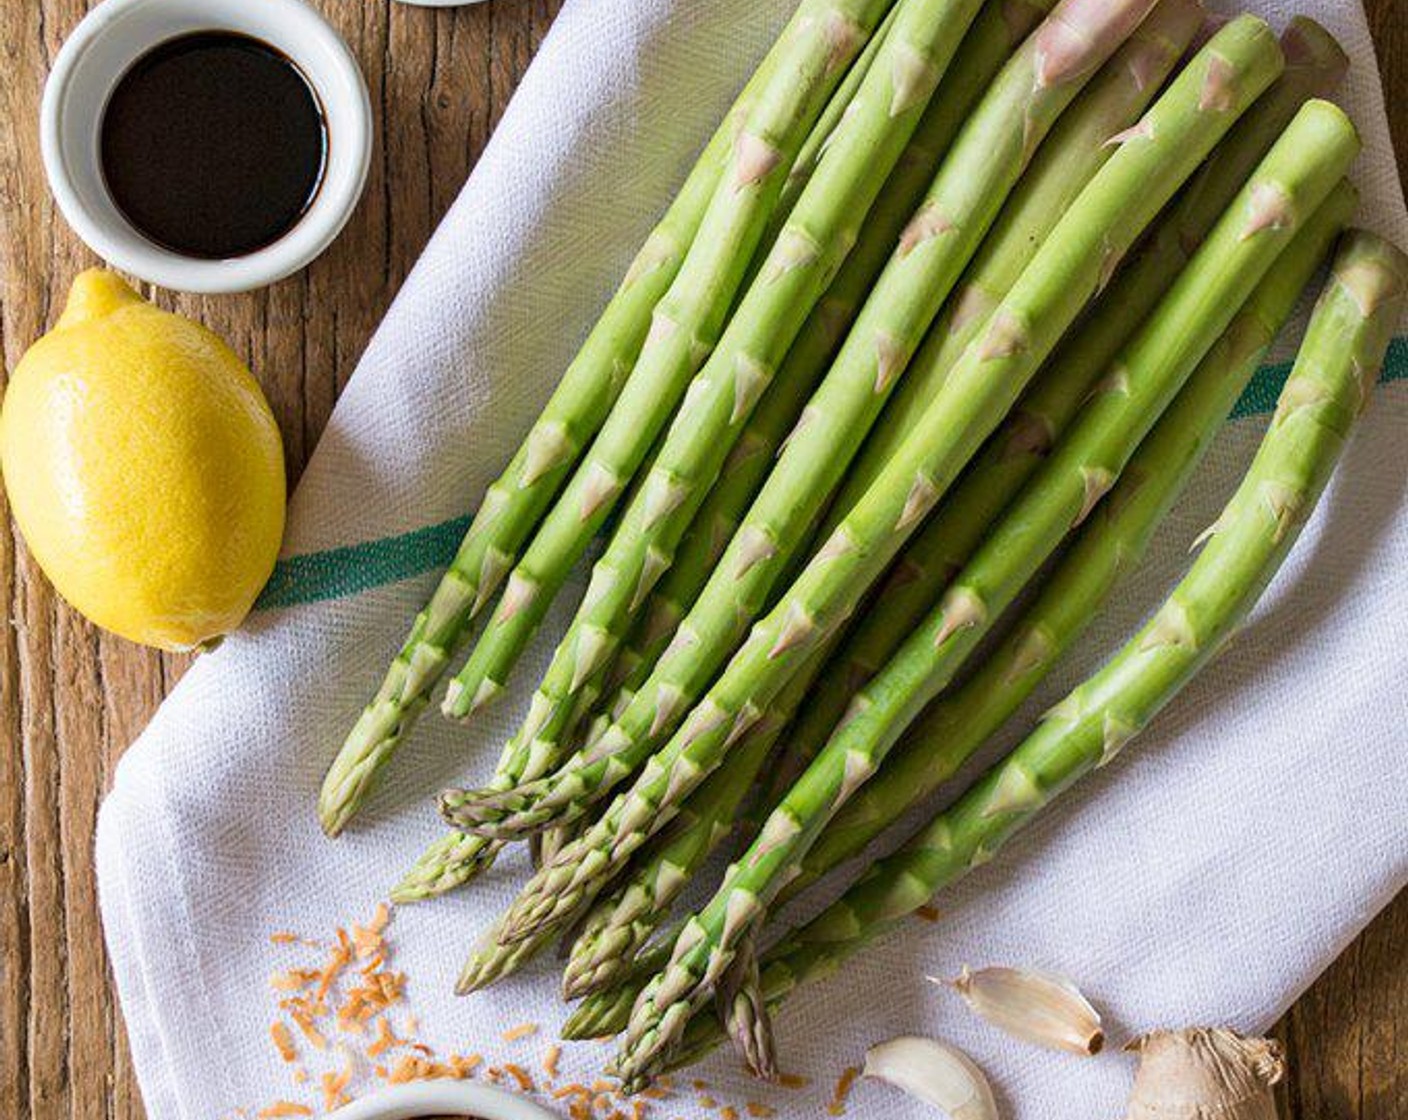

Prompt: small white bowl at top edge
[
  {"left": 41, "top": 0, "right": 372, "bottom": 295},
  {"left": 325, "top": 1080, "right": 560, "bottom": 1120}
]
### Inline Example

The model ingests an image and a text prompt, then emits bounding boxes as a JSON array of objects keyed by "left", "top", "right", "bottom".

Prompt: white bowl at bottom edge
[{"left": 326, "top": 1081, "right": 560, "bottom": 1120}]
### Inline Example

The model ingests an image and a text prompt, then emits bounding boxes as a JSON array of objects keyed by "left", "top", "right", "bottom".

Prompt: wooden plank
[{"left": 0, "top": 1, "right": 1399, "bottom": 1117}]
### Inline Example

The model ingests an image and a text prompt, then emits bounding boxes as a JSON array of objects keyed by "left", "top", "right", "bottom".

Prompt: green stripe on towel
[{"left": 257, "top": 336, "right": 1408, "bottom": 611}]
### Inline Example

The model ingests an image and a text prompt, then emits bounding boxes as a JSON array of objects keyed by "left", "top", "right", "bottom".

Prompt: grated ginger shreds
[
  {"left": 502, "top": 1021, "right": 540, "bottom": 1043},
  {"left": 255, "top": 1104, "right": 312, "bottom": 1118}
]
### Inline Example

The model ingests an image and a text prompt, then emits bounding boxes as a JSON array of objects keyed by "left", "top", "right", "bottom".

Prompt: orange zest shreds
[
  {"left": 914, "top": 904, "right": 941, "bottom": 922},
  {"left": 778, "top": 1073, "right": 810, "bottom": 1089},
  {"left": 503, "top": 1063, "right": 536, "bottom": 1092},
  {"left": 486, "top": 1067, "right": 504, "bottom": 1084},
  {"left": 746, "top": 1104, "right": 776, "bottom": 1118},
  {"left": 269, "top": 1021, "right": 297, "bottom": 1063},
  {"left": 720, "top": 1108, "right": 740, "bottom": 1120},
  {"left": 351, "top": 926, "right": 383, "bottom": 960},
  {"left": 350, "top": 903, "right": 392, "bottom": 959},
  {"left": 269, "top": 932, "right": 322, "bottom": 948},
  {"left": 358, "top": 952, "right": 387, "bottom": 977},
  {"left": 291, "top": 1068, "right": 308, "bottom": 1086},
  {"left": 256, "top": 1104, "right": 312, "bottom": 1118},
  {"left": 632, "top": 1102, "right": 649, "bottom": 1120},
  {"left": 593, "top": 1079, "right": 617, "bottom": 1094},
  {"left": 321, "top": 1068, "right": 352, "bottom": 1112},
  {"left": 270, "top": 968, "right": 321, "bottom": 992},
  {"left": 447, "top": 1054, "right": 481, "bottom": 1078},
  {"left": 639, "top": 1087, "right": 669, "bottom": 1100},
  {"left": 410, "top": 1042, "right": 434, "bottom": 1057},
  {"left": 288, "top": 1009, "right": 328, "bottom": 1051},
  {"left": 826, "top": 1065, "right": 861, "bottom": 1116},
  {"left": 502, "top": 1021, "right": 540, "bottom": 1043},
  {"left": 373, "top": 1065, "right": 388, "bottom": 1079},
  {"left": 553, "top": 1083, "right": 590, "bottom": 1100},
  {"left": 692, "top": 1079, "right": 711, "bottom": 1090},
  {"left": 698, "top": 1096, "right": 717, "bottom": 1109},
  {"left": 542, "top": 1043, "right": 562, "bottom": 1079},
  {"left": 593, "top": 1094, "right": 614, "bottom": 1113},
  {"left": 366, "top": 1016, "right": 403, "bottom": 1059},
  {"left": 385, "top": 1053, "right": 466, "bottom": 1084}
]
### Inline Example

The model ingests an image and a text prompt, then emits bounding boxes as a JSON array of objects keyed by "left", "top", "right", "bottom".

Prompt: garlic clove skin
[
  {"left": 936, "top": 966, "right": 1105, "bottom": 1057},
  {"left": 863, "top": 1035, "right": 1000, "bottom": 1120},
  {"left": 1125, "top": 1028, "right": 1284, "bottom": 1120}
]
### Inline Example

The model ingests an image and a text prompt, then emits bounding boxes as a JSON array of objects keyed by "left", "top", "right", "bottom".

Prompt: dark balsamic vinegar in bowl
[{"left": 100, "top": 32, "right": 328, "bottom": 260}]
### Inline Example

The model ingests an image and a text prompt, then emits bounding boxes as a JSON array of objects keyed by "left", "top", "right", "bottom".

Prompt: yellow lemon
[{"left": 1, "top": 270, "right": 286, "bottom": 651}]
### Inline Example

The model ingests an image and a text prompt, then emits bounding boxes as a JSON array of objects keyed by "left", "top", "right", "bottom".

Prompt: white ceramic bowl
[
  {"left": 325, "top": 1081, "right": 560, "bottom": 1120},
  {"left": 41, "top": 0, "right": 372, "bottom": 294}
]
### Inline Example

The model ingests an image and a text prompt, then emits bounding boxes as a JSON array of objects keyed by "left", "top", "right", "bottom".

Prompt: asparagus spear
[
  {"left": 612, "top": 93, "right": 1355, "bottom": 1084},
  {"left": 597, "top": 0, "right": 1065, "bottom": 743},
  {"left": 442, "top": 0, "right": 1169, "bottom": 842},
  {"left": 404, "top": 0, "right": 901, "bottom": 897},
  {"left": 791, "top": 175, "right": 1357, "bottom": 897},
  {"left": 830, "top": 0, "right": 1207, "bottom": 519},
  {"left": 392, "top": 658, "right": 605, "bottom": 901},
  {"left": 561, "top": 718, "right": 782, "bottom": 999},
  {"left": 458, "top": 19, "right": 1285, "bottom": 958},
  {"left": 400, "top": 0, "right": 989, "bottom": 899},
  {"left": 769, "top": 3, "right": 901, "bottom": 237},
  {"left": 442, "top": 0, "right": 898, "bottom": 723},
  {"left": 779, "top": 15, "right": 1349, "bottom": 782},
  {"left": 651, "top": 230, "right": 1406, "bottom": 1076},
  {"left": 316, "top": 5, "right": 823, "bottom": 837},
  {"left": 716, "top": 927, "right": 777, "bottom": 1080},
  {"left": 498, "top": 0, "right": 1003, "bottom": 775},
  {"left": 563, "top": 944, "right": 671, "bottom": 1040}
]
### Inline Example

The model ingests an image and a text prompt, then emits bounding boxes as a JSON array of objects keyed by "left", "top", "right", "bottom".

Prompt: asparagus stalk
[
  {"left": 598, "top": 0, "right": 1064, "bottom": 741},
  {"left": 716, "top": 927, "right": 777, "bottom": 1080},
  {"left": 442, "top": 0, "right": 1169, "bottom": 843},
  {"left": 316, "top": 5, "right": 818, "bottom": 837},
  {"left": 769, "top": 3, "right": 901, "bottom": 237},
  {"left": 442, "top": 0, "right": 898, "bottom": 723},
  {"left": 831, "top": 0, "right": 1207, "bottom": 519},
  {"left": 469, "top": 18, "right": 1285, "bottom": 958},
  {"left": 779, "top": 15, "right": 1349, "bottom": 782},
  {"left": 402, "top": 0, "right": 1030, "bottom": 901},
  {"left": 561, "top": 718, "right": 781, "bottom": 999},
  {"left": 392, "top": 661, "right": 603, "bottom": 901},
  {"left": 498, "top": 0, "right": 1001, "bottom": 777},
  {"left": 659, "top": 230, "right": 1406, "bottom": 1072},
  {"left": 563, "top": 944, "right": 671, "bottom": 1040},
  {"left": 612, "top": 92, "right": 1354, "bottom": 1086},
  {"left": 790, "top": 176, "right": 1357, "bottom": 897}
]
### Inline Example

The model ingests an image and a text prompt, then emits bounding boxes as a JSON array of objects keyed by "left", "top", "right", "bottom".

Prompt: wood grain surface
[{"left": 0, "top": 2, "right": 1401, "bottom": 1117}]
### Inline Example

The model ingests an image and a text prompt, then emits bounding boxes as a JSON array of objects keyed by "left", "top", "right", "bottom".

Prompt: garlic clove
[
  {"left": 935, "top": 965, "right": 1104, "bottom": 1056},
  {"left": 1125, "top": 1027, "right": 1284, "bottom": 1120},
  {"left": 862, "top": 1035, "right": 1000, "bottom": 1120}
]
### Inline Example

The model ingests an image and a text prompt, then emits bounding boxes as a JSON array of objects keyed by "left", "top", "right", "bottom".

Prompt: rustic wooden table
[{"left": 0, "top": 2, "right": 1402, "bottom": 1117}]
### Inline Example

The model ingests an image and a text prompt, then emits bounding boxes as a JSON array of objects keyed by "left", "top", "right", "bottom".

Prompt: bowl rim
[
  {"left": 40, "top": 0, "right": 372, "bottom": 294},
  {"left": 323, "top": 1080, "right": 562, "bottom": 1120}
]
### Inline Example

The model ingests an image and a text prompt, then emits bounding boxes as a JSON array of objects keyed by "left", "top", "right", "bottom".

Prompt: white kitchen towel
[{"left": 95, "top": 0, "right": 1408, "bottom": 1117}]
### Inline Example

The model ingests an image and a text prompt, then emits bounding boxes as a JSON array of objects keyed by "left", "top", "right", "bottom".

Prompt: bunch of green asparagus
[{"left": 320, "top": 0, "right": 1406, "bottom": 1090}]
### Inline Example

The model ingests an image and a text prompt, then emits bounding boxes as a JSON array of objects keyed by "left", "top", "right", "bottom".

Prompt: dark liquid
[{"left": 100, "top": 32, "right": 327, "bottom": 260}]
